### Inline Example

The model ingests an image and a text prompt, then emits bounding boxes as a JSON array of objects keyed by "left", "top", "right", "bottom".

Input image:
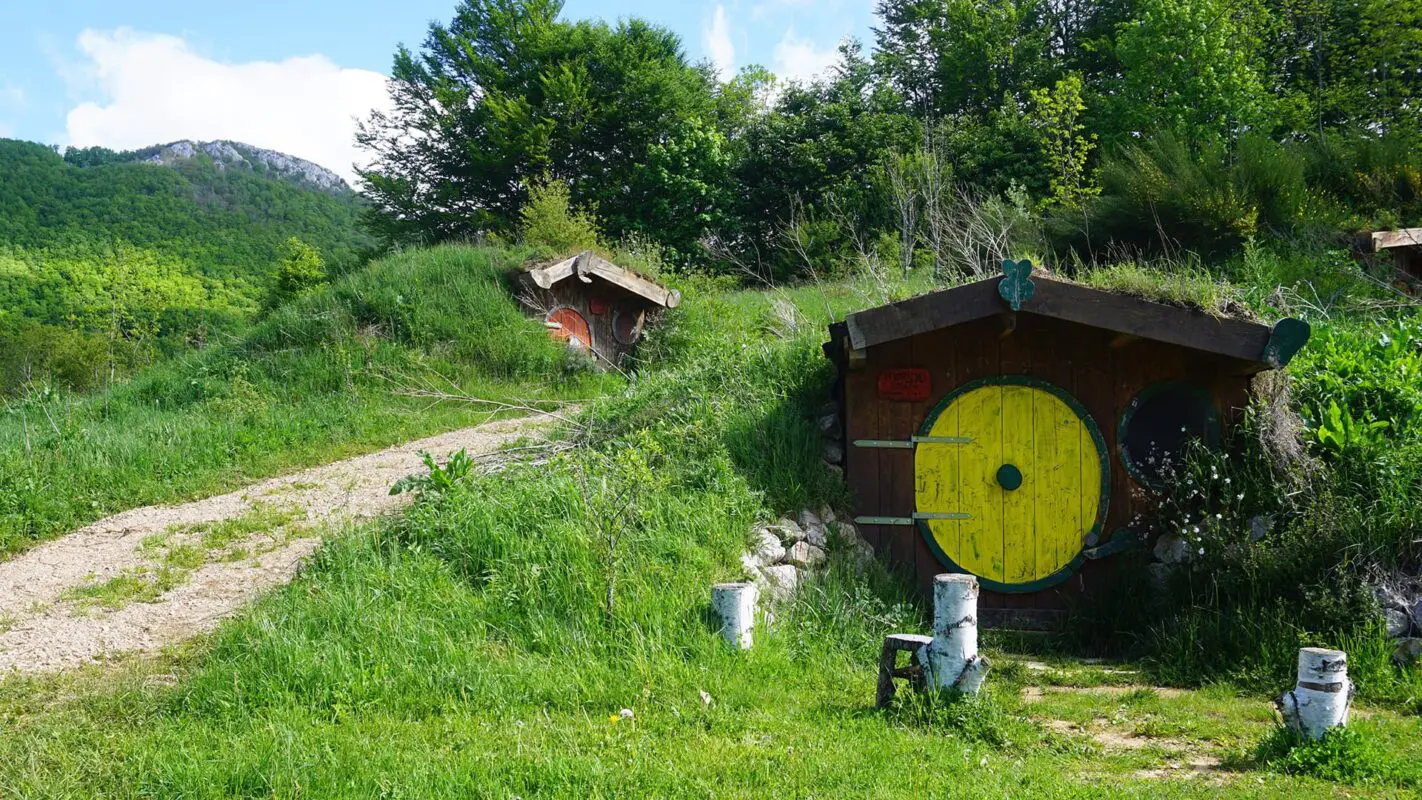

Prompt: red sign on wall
[
  {"left": 877, "top": 368, "right": 931, "bottom": 402},
  {"left": 589, "top": 297, "right": 609, "bottom": 315}
]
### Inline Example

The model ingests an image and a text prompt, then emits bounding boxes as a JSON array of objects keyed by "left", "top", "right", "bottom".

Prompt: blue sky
[{"left": 0, "top": 1, "right": 876, "bottom": 182}]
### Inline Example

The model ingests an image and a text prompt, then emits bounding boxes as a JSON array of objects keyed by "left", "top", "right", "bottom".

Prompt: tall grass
[
  {"left": 0, "top": 244, "right": 608, "bottom": 556},
  {"left": 5, "top": 254, "right": 1422, "bottom": 795}
]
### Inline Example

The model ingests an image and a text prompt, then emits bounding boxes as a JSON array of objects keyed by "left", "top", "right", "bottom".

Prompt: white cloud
[
  {"left": 703, "top": 5, "right": 736, "bottom": 81},
  {"left": 61, "top": 28, "right": 391, "bottom": 184},
  {"left": 773, "top": 30, "right": 841, "bottom": 85}
]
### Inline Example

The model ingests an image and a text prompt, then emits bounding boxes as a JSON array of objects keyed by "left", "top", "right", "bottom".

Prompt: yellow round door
[{"left": 914, "top": 376, "right": 1109, "bottom": 592}]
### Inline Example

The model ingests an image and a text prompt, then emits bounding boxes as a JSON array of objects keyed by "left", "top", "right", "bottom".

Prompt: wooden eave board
[
  {"left": 845, "top": 276, "right": 1273, "bottom": 365},
  {"left": 526, "top": 251, "right": 681, "bottom": 308},
  {"left": 581, "top": 255, "right": 681, "bottom": 308},
  {"left": 527, "top": 256, "right": 578, "bottom": 289},
  {"left": 1365, "top": 228, "right": 1422, "bottom": 252}
]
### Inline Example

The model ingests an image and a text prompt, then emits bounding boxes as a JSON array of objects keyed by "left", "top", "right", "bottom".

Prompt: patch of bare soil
[
  {"left": 1035, "top": 689, "right": 1233, "bottom": 785},
  {"left": 1022, "top": 685, "right": 1186, "bottom": 702},
  {"left": 0, "top": 416, "right": 555, "bottom": 674}
]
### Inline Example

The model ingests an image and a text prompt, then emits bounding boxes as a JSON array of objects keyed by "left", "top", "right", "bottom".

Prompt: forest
[
  {"left": 0, "top": 139, "right": 374, "bottom": 394},
  {"left": 359, "top": 0, "right": 1422, "bottom": 278}
]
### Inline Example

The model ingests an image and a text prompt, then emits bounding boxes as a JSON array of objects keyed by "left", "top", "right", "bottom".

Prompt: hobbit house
[{"left": 824, "top": 261, "right": 1310, "bottom": 628}]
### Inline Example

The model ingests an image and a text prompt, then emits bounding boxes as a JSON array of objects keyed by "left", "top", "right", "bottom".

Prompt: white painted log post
[
  {"left": 918, "top": 574, "right": 991, "bottom": 694},
  {"left": 712, "top": 582, "right": 759, "bottom": 650},
  {"left": 1278, "top": 647, "right": 1353, "bottom": 740}
]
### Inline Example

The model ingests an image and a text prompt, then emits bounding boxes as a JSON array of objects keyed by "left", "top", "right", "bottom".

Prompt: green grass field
[
  {"left": 3, "top": 527, "right": 1418, "bottom": 796},
  {"left": 2, "top": 246, "right": 1421, "bottom": 797},
  {"left": 0, "top": 244, "right": 613, "bottom": 557}
]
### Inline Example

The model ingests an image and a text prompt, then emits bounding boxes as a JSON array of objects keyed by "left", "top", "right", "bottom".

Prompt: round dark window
[
  {"left": 612, "top": 308, "right": 644, "bottom": 345},
  {"left": 1118, "top": 381, "right": 1221, "bottom": 489}
]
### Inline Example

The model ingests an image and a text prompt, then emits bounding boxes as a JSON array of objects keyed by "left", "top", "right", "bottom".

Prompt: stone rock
[
  {"left": 766, "top": 518, "right": 805, "bottom": 544},
  {"left": 1153, "top": 534, "right": 1192, "bottom": 565},
  {"left": 785, "top": 541, "right": 828, "bottom": 569},
  {"left": 739, "top": 551, "right": 762, "bottom": 575},
  {"left": 851, "top": 539, "right": 875, "bottom": 570},
  {"left": 804, "top": 525, "right": 827, "bottom": 549},
  {"left": 759, "top": 564, "right": 800, "bottom": 601},
  {"left": 1146, "top": 562, "right": 1176, "bottom": 596},
  {"left": 1385, "top": 608, "right": 1413, "bottom": 639},
  {"left": 143, "top": 139, "right": 349, "bottom": 193},
  {"left": 1411, "top": 599, "right": 1422, "bottom": 633},
  {"left": 824, "top": 463, "right": 844, "bottom": 479},
  {"left": 818, "top": 413, "right": 841, "bottom": 440},
  {"left": 816, "top": 400, "right": 839, "bottom": 418},
  {"left": 830, "top": 521, "right": 860, "bottom": 547},
  {"left": 752, "top": 531, "right": 786, "bottom": 565},
  {"left": 1249, "top": 514, "right": 1273, "bottom": 543},
  {"left": 818, "top": 506, "right": 838, "bottom": 525},
  {"left": 797, "top": 510, "right": 829, "bottom": 548},
  {"left": 1393, "top": 637, "right": 1422, "bottom": 666},
  {"left": 824, "top": 441, "right": 844, "bottom": 465},
  {"left": 1375, "top": 584, "right": 1408, "bottom": 612}
]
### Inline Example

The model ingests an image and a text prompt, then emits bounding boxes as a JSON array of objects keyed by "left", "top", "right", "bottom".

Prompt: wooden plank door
[{"left": 914, "top": 377, "right": 1108, "bottom": 593}]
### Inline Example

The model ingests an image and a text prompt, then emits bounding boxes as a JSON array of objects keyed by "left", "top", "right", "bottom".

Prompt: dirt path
[{"left": 0, "top": 416, "right": 556, "bottom": 674}]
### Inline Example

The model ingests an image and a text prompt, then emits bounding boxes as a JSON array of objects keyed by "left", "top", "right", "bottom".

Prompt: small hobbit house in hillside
[
  {"left": 1355, "top": 228, "right": 1422, "bottom": 293},
  {"left": 517, "top": 251, "right": 681, "bottom": 367},
  {"left": 824, "top": 262, "right": 1311, "bottom": 628}
]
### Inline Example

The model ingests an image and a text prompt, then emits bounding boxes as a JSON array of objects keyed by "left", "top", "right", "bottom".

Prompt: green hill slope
[
  {"left": 0, "top": 244, "right": 608, "bottom": 556},
  {"left": 0, "top": 138, "right": 372, "bottom": 282},
  {"left": 6, "top": 257, "right": 1422, "bottom": 796},
  {"left": 0, "top": 138, "right": 377, "bottom": 394}
]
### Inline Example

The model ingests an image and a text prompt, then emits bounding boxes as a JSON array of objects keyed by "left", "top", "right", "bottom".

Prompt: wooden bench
[{"left": 876, "top": 633, "right": 932, "bottom": 708}]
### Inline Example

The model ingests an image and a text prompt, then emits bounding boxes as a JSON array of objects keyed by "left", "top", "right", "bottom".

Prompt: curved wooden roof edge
[
  {"left": 842, "top": 275, "right": 1309, "bottom": 371},
  {"left": 526, "top": 251, "right": 681, "bottom": 308}
]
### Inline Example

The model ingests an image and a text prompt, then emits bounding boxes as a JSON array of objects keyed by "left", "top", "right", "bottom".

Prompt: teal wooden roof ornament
[
  {"left": 1263, "top": 317, "right": 1311, "bottom": 368},
  {"left": 998, "top": 259, "right": 1036, "bottom": 311}
]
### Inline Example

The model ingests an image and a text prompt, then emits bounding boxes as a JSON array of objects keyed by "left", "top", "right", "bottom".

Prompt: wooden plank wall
[{"left": 843, "top": 314, "right": 1254, "bottom": 613}]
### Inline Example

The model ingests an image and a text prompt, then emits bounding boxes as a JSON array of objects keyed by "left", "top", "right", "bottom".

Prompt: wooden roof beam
[
  {"left": 525, "top": 251, "right": 682, "bottom": 308},
  {"left": 1360, "top": 228, "right": 1422, "bottom": 253},
  {"left": 844, "top": 275, "right": 1286, "bottom": 366}
]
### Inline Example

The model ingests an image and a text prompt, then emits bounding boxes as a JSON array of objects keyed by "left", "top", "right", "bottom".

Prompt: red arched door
[{"left": 546, "top": 307, "right": 591, "bottom": 350}]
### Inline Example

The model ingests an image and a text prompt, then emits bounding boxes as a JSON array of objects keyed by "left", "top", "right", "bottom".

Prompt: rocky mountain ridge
[{"left": 135, "top": 140, "right": 350, "bottom": 194}]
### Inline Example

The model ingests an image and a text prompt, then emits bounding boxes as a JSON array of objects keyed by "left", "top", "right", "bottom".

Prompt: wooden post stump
[
  {"left": 1278, "top": 647, "right": 1353, "bottom": 740},
  {"left": 712, "top": 582, "right": 758, "bottom": 650},
  {"left": 919, "top": 574, "right": 991, "bottom": 694}
]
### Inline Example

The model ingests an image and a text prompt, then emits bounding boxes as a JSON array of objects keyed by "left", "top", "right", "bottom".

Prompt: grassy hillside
[
  {"left": 0, "top": 244, "right": 612, "bottom": 557},
  {"left": 3, "top": 263, "right": 1422, "bottom": 795},
  {"left": 0, "top": 138, "right": 378, "bottom": 395},
  {"left": 0, "top": 139, "right": 372, "bottom": 282}
]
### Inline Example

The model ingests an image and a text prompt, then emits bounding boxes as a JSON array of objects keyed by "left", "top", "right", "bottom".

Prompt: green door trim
[{"left": 914, "top": 374, "right": 1111, "bottom": 594}]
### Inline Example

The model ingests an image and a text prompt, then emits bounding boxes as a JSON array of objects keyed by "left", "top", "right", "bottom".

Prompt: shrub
[
  {"left": 518, "top": 178, "right": 603, "bottom": 255},
  {"left": 270, "top": 237, "right": 328, "bottom": 307}
]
